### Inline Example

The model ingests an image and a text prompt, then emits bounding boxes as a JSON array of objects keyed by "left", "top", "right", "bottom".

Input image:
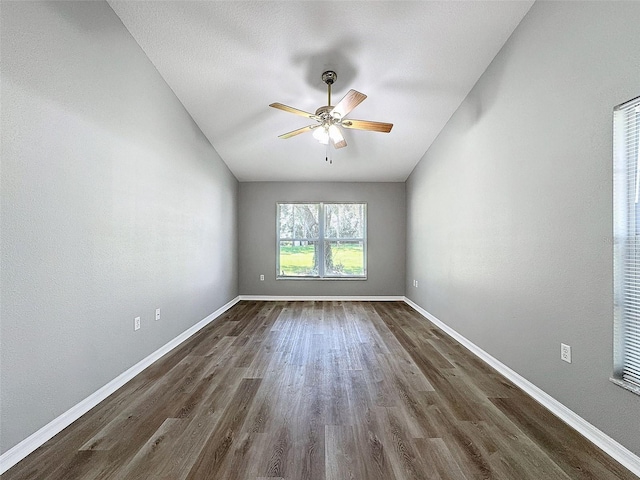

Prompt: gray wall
[
  {"left": 406, "top": 1, "right": 640, "bottom": 456},
  {"left": 0, "top": 1, "right": 238, "bottom": 454},
  {"left": 239, "top": 182, "right": 405, "bottom": 296}
]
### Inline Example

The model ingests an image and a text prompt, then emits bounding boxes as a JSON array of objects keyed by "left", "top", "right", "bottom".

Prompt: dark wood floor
[{"left": 3, "top": 301, "right": 637, "bottom": 479}]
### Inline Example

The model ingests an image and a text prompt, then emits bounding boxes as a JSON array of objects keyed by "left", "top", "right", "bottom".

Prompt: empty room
[{"left": 1, "top": 1, "right": 639, "bottom": 479}]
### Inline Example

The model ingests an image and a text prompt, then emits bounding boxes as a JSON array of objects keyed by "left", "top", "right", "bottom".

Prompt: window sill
[
  {"left": 610, "top": 377, "right": 640, "bottom": 397},
  {"left": 276, "top": 276, "right": 367, "bottom": 281}
]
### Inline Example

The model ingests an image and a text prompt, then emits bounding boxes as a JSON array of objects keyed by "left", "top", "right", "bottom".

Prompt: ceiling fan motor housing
[
  {"left": 321, "top": 70, "right": 337, "bottom": 85},
  {"left": 315, "top": 105, "right": 342, "bottom": 131}
]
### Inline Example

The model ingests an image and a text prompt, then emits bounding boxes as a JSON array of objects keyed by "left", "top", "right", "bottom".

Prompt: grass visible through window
[{"left": 279, "top": 243, "right": 364, "bottom": 276}]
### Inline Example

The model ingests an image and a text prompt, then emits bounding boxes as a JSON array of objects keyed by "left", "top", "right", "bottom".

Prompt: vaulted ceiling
[{"left": 109, "top": 1, "right": 533, "bottom": 182}]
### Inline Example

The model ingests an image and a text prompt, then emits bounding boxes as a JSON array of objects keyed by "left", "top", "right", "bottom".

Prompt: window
[
  {"left": 277, "top": 202, "right": 367, "bottom": 279},
  {"left": 613, "top": 95, "right": 640, "bottom": 395}
]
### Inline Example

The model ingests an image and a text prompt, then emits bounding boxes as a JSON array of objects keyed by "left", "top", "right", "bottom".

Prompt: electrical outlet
[
  {"left": 415, "top": 280, "right": 418, "bottom": 288},
  {"left": 561, "top": 343, "right": 571, "bottom": 363},
  {"left": 260, "top": 274, "right": 265, "bottom": 281},
  {"left": 155, "top": 308, "right": 160, "bottom": 321},
  {"left": 134, "top": 316, "right": 141, "bottom": 331}
]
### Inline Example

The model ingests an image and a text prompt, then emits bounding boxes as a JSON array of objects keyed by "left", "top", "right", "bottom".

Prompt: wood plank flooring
[{"left": 3, "top": 301, "right": 637, "bottom": 479}]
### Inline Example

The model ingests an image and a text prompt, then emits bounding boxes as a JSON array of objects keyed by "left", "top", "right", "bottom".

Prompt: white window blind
[{"left": 613, "top": 95, "right": 640, "bottom": 394}]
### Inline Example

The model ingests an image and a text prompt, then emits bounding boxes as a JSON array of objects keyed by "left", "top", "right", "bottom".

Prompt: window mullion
[{"left": 318, "top": 202, "right": 325, "bottom": 277}]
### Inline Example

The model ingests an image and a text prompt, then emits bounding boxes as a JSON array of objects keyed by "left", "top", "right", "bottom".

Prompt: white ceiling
[{"left": 108, "top": 1, "right": 533, "bottom": 182}]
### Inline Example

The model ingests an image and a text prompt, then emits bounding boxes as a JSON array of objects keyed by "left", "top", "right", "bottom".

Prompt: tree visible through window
[{"left": 277, "top": 202, "right": 367, "bottom": 278}]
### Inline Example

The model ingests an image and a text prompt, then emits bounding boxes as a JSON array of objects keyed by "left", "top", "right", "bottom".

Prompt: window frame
[
  {"left": 276, "top": 201, "right": 367, "bottom": 280},
  {"left": 612, "top": 95, "right": 640, "bottom": 396}
]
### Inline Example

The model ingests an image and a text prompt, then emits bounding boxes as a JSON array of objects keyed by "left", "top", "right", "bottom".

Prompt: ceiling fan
[{"left": 269, "top": 70, "right": 393, "bottom": 150}]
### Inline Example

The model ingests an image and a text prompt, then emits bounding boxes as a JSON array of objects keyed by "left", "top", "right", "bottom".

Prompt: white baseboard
[
  {"left": 403, "top": 297, "right": 640, "bottom": 477},
  {"left": 238, "top": 295, "right": 404, "bottom": 301},
  {"left": 0, "top": 296, "right": 241, "bottom": 475}
]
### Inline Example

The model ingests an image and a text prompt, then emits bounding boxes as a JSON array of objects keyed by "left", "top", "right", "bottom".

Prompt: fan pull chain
[{"left": 325, "top": 143, "right": 332, "bottom": 164}]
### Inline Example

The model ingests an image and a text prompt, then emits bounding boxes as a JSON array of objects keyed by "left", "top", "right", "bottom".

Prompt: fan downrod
[{"left": 322, "top": 71, "right": 337, "bottom": 106}]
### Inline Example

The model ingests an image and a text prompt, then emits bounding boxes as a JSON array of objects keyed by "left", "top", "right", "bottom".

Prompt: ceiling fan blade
[
  {"left": 330, "top": 126, "right": 347, "bottom": 149},
  {"left": 278, "top": 125, "right": 316, "bottom": 139},
  {"left": 342, "top": 119, "right": 393, "bottom": 133},
  {"left": 331, "top": 89, "right": 367, "bottom": 118},
  {"left": 269, "top": 103, "right": 316, "bottom": 119}
]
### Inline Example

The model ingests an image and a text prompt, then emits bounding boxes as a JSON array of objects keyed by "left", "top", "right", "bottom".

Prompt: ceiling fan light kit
[{"left": 269, "top": 70, "right": 393, "bottom": 159}]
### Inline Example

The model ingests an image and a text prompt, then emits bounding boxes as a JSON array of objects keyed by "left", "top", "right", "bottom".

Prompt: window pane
[
  {"left": 278, "top": 240, "right": 319, "bottom": 276},
  {"left": 278, "top": 204, "right": 293, "bottom": 238},
  {"left": 325, "top": 203, "right": 364, "bottom": 239},
  {"left": 293, "top": 204, "right": 319, "bottom": 239},
  {"left": 324, "top": 240, "right": 365, "bottom": 276},
  {"left": 325, "top": 204, "right": 338, "bottom": 238}
]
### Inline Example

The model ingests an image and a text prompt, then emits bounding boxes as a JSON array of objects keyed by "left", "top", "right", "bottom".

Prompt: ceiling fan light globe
[
  {"left": 328, "top": 124, "right": 342, "bottom": 143},
  {"left": 313, "top": 127, "right": 329, "bottom": 144}
]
